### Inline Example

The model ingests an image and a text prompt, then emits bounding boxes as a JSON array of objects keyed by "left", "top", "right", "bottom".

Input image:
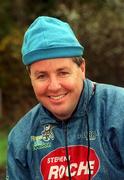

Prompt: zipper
[{"left": 62, "top": 121, "right": 72, "bottom": 180}]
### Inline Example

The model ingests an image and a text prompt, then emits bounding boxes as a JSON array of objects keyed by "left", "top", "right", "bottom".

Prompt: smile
[{"left": 49, "top": 94, "right": 67, "bottom": 100}]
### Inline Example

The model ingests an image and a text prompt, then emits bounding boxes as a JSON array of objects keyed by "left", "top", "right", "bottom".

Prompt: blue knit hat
[{"left": 21, "top": 16, "right": 84, "bottom": 65}]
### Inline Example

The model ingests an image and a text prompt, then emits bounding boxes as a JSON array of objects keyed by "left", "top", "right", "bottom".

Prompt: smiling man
[
  {"left": 7, "top": 16, "right": 124, "bottom": 180},
  {"left": 30, "top": 58, "right": 85, "bottom": 120}
]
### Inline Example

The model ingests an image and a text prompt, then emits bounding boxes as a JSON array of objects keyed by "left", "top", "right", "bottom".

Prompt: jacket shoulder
[
  {"left": 96, "top": 82, "right": 124, "bottom": 98},
  {"left": 95, "top": 83, "right": 124, "bottom": 123},
  {"left": 8, "top": 103, "right": 42, "bottom": 145}
]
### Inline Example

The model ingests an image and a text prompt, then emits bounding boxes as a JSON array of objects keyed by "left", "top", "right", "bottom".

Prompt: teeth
[{"left": 50, "top": 95, "right": 65, "bottom": 100}]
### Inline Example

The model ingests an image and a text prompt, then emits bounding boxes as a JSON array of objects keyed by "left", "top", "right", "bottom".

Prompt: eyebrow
[
  {"left": 32, "top": 67, "right": 70, "bottom": 76},
  {"left": 56, "top": 67, "right": 70, "bottom": 71},
  {"left": 33, "top": 71, "right": 46, "bottom": 76}
]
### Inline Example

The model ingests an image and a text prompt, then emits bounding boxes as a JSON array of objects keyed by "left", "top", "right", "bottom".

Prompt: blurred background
[{"left": 0, "top": 0, "right": 124, "bottom": 178}]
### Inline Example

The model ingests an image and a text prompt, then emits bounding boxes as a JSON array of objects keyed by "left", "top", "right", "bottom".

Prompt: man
[{"left": 6, "top": 16, "right": 124, "bottom": 180}]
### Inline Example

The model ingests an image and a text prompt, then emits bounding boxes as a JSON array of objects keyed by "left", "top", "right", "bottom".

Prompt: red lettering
[
  {"left": 48, "top": 161, "right": 95, "bottom": 179},
  {"left": 48, "top": 165, "right": 58, "bottom": 179},
  {"left": 40, "top": 146, "right": 100, "bottom": 180}
]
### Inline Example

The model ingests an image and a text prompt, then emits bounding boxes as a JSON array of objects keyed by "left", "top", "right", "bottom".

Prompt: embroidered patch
[
  {"left": 77, "top": 130, "right": 98, "bottom": 141},
  {"left": 31, "top": 124, "right": 55, "bottom": 150}
]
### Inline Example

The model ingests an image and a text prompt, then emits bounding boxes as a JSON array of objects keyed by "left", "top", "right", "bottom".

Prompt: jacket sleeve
[
  {"left": 103, "top": 86, "right": 124, "bottom": 169},
  {"left": 6, "top": 129, "right": 32, "bottom": 180}
]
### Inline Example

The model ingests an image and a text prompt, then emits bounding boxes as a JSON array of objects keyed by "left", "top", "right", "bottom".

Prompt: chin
[{"left": 53, "top": 111, "right": 72, "bottom": 120}]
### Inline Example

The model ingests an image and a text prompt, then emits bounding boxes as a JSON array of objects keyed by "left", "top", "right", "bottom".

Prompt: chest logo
[
  {"left": 31, "top": 124, "right": 55, "bottom": 150},
  {"left": 40, "top": 145, "right": 100, "bottom": 179},
  {"left": 41, "top": 124, "right": 54, "bottom": 142}
]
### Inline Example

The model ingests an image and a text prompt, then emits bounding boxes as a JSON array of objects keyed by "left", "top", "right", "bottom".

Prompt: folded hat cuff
[{"left": 22, "top": 46, "right": 84, "bottom": 65}]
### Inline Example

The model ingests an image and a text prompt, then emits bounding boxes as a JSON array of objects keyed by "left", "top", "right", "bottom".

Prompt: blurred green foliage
[
  {"left": 0, "top": 0, "right": 124, "bottom": 127},
  {"left": 0, "top": 132, "right": 7, "bottom": 166},
  {"left": 0, "top": 132, "right": 7, "bottom": 178}
]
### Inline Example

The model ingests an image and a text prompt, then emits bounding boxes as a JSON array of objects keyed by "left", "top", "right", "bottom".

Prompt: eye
[
  {"left": 59, "top": 71, "right": 70, "bottom": 77},
  {"left": 37, "top": 74, "right": 48, "bottom": 80}
]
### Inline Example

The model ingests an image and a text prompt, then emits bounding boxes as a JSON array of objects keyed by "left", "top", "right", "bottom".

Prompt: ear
[{"left": 80, "top": 59, "right": 86, "bottom": 79}]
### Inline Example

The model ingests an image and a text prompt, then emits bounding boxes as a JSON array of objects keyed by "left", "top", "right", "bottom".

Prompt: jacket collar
[{"left": 71, "top": 78, "right": 95, "bottom": 118}]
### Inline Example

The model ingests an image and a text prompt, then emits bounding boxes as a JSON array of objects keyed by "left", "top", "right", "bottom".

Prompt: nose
[{"left": 48, "top": 76, "right": 61, "bottom": 91}]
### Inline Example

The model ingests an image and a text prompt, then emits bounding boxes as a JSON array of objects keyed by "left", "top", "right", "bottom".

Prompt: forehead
[{"left": 30, "top": 58, "right": 74, "bottom": 71}]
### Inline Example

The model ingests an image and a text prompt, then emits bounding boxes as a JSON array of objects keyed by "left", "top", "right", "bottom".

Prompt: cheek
[
  {"left": 68, "top": 74, "right": 83, "bottom": 87},
  {"left": 32, "top": 82, "right": 46, "bottom": 96},
  {"left": 63, "top": 78, "right": 83, "bottom": 92},
  {"left": 61, "top": 79, "right": 75, "bottom": 90}
]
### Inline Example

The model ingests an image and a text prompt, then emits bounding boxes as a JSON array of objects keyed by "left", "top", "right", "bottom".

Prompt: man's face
[{"left": 30, "top": 58, "right": 85, "bottom": 120}]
